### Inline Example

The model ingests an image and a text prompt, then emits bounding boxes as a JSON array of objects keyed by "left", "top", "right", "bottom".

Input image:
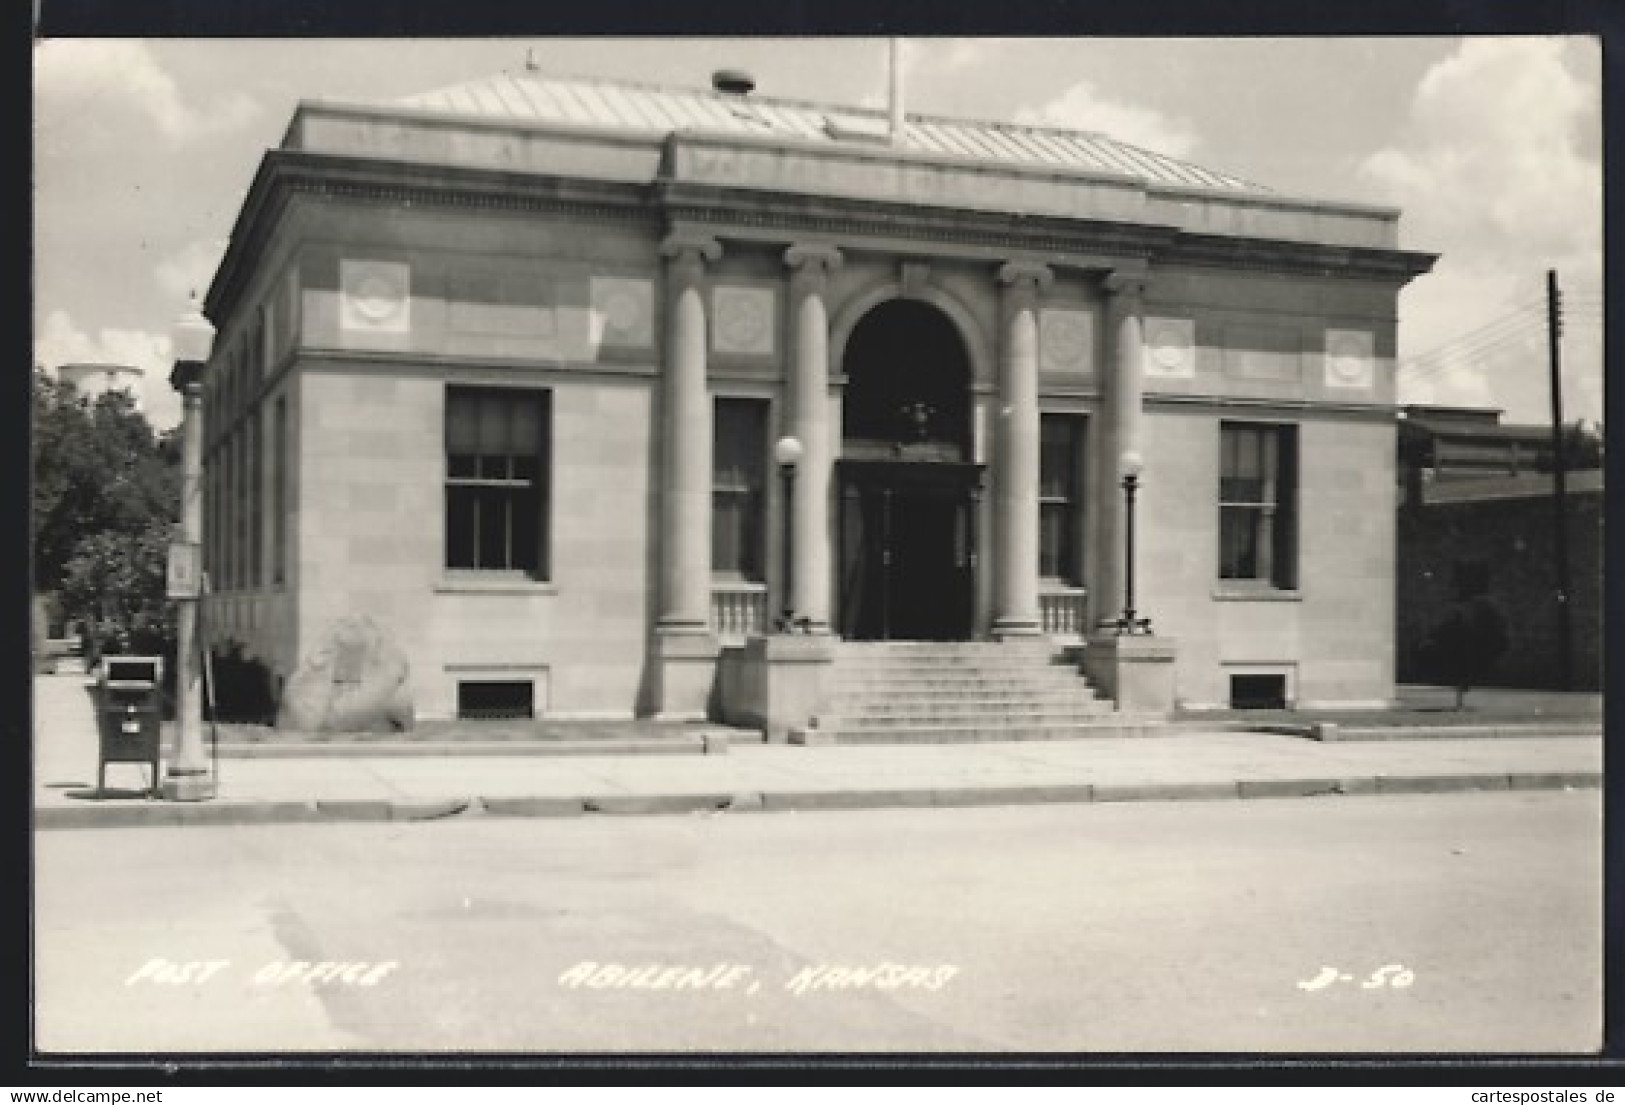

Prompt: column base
[
  {"left": 1083, "top": 633, "right": 1178, "bottom": 715},
  {"left": 160, "top": 770, "right": 217, "bottom": 802},
  {"left": 651, "top": 628, "right": 720, "bottom": 721}
]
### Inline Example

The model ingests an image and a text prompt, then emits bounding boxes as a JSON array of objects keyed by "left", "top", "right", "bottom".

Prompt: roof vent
[{"left": 712, "top": 69, "right": 755, "bottom": 96}]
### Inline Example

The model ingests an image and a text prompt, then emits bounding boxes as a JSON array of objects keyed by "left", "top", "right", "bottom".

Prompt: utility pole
[{"left": 1546, "top": 269, "right": 1573, "bottom": 690}]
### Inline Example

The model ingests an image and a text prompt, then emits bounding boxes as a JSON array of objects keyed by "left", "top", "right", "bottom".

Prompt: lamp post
[
  {"left": 1113, "top": 450, "right": 1153, "bottom": 636},
  {"left": 161, "top": 307, "right": 216, "bottom": 801},
  {"left": 774, "top": 435, "right": 803, "bottom": 632}
]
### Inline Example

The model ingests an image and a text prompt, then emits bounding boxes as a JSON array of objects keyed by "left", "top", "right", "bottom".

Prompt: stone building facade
[{"left": 199, "top": 72, "right": 1434, "bottom": 724}]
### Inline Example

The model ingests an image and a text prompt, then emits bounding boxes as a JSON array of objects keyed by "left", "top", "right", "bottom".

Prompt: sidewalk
[{"left": 33, "top": 672, "right": 1603, "bottom": 830}]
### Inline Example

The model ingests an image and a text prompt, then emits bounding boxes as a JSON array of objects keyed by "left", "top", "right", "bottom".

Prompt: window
[
  {"left": 272, "top": 397, "right": 287, "bottom": 585},
  {"left": 712, "top": 398, "right": 768, "bottom": 580},
  {"left": 1219, "top": 423, "right": 1297, "bottom": 588},
  {"left": 1039, "top": 414, "right": 1087, "bottom": 582},
  {"left": 445, "top": 387, "right": 550, "bottom": 577}
]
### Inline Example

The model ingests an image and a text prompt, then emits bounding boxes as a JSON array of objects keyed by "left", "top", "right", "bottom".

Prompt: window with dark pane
[
  {"left": 445, "top": 387, "right": 550, "bottom": 577},
  {"left": 1219, "top": 422, "right": 1297, "bottom": 588},
  {"left": 1039, "top": 413, "right": 1087, "bottom": 583},
  {"left": 712, "top": 397, "right": 767, "bottom": 580}
]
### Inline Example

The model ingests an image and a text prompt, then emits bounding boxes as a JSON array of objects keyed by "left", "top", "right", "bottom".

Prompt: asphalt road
[{"left": 34, "top": 790, "right": 1601, "bottom": 1055}]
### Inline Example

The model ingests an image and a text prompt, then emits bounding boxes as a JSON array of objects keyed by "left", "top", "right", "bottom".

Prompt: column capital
[
  {"left": 997, "top": 260, "right": 1055, "bottom": 292},
  {"left": 661, "top": 232, "right": 723, "bottom": 272},
  {"left": 784, "top": 243, "right": 844, "bottom": 280},
  {"left": 1102, "top": 268, "right": 1151, "bottom": 300}
]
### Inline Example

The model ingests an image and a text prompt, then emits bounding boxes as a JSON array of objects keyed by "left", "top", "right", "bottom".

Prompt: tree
[
  {"left": 32, "top": 369, "right": 180, "bottom": 657},
  {"left": 58, "top": 522, "right": 177, "bottom": 660}
]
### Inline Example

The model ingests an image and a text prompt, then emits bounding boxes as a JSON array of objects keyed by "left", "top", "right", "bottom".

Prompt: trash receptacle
[{"left": 96, "top": 656, "right": 163, "bottom": 797}]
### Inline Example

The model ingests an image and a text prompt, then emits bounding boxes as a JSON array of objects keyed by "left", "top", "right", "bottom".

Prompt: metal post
[
  {"left": 162, "top": 353, "right": 215, "bottom": 801},
  {"left": 1122, "top": 472, "right": 1138, "bottom": 628},
  {"left": 1113, "top": 454, "right": 1151, "bottom": 636},
  {"left": 780, "top": 462, "right": 796, "bottom": 629},
  {"left": 1547, "top": 268, "right": 1573, "bottom": 690}
]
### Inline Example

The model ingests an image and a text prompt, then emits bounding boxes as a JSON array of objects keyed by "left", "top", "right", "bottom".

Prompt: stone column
[
  {"left": 784, "top": 244, "right": 842, "bottom": 632},
  {"left": 1096, "top": 270, "right": 1148, "bottom": 629},
  {"left": 992, "top": 261, "right": 1052, "bottom": 638},
  {"left": 653, "top": 232, "right": 721, "bottom": 717}
]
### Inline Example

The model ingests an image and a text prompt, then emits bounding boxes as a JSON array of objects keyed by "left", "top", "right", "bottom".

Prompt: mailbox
[{"left": 96, "top": 656, "right": 163, "bottom": 796}]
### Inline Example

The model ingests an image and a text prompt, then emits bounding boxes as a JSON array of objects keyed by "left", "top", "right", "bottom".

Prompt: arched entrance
[{"left": 838, "top": 299, "right": 982, "bottom": 640}]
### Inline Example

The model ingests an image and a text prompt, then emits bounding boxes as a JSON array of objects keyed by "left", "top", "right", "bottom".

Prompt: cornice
[
  {"left": 205, "top": 147, "right": 1437, "bottom": 328},
  {"left": 207, "top": 151, "right": 660, "bottom": 324}
]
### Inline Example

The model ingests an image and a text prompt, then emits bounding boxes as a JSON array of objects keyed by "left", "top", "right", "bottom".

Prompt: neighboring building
[
  {"left": 1396, "top": 406, "right": 1603, "bottom": 691},
  {"left": 199, "top": 69, "right": 1433, "bottom": 723},
  {"left": 56, "top": 362, "right": 145, "bottom": 409}
]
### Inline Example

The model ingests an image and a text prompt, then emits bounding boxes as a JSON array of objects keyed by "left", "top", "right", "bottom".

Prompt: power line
[
  {"left": 1401, "top": 301, "right": 1545, "bottom": 364},
  {"left": 1399, "top": 316, "right": 1548, "bottom": 378},
  {"left": 1400, "top": 327, "right": 1553, "bottom": 384}
]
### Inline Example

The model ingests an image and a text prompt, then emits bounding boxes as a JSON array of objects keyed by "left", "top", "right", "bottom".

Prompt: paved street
[{"left": 35, "top": 790, "right": 1600, "bottom": 1054}]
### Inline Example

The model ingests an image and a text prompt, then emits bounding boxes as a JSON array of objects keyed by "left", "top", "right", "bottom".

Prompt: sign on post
[{"left": 166, "top": 541, "right": 201, "bottom": 600}]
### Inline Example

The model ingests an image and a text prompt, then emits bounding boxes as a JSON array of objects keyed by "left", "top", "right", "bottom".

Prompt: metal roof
[{"left": 396, "top": 72, "right": 1267, "bottom": 194}]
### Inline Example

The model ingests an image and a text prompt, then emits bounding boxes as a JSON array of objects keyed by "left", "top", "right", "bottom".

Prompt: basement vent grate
[
  {"left": 1230, "top": 674, "right": 1287, "bottom": 711},
  {"left": 457, "top": 680, "right": 534, "bottom": 720}
]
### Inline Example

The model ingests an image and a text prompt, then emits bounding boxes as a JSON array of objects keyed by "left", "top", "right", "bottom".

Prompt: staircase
[{"left": 816, "top": 640, "right": 1162, "bottom": 744}]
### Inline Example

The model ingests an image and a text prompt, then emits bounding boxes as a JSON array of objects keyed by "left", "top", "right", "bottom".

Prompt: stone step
[
  {"left": 834, "top": 713, "right": 1119, "bottom": 733},
  {"left": 833, "top": 677, "right": 1094, "bottom": 695},
  {"left": 831, "top": 689, "right": 1105, "bottom": 709},
  {"left": 825, "top": 719, "right": 1164, "bottom": 744}
]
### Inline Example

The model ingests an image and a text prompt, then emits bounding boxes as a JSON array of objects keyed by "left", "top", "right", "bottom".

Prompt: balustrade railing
[
  {"left": 711, "top": 581, "right": 767, "bottom": 642},
  {"left": 1040, "top": 586, "right": 1089, "bottom": 639}
]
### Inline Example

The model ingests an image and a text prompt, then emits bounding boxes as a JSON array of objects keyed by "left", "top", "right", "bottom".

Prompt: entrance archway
[{"left": 837, "top": 299, "right": 981, "bottom": 641}]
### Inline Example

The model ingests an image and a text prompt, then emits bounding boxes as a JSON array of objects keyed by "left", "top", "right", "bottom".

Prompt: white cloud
[
  {"left": 1367, "top": 37, "right": 1602, "bottom": 425},
  {"left": 34, "top": 39, "right": 260, "bottom": 144},
  {"left": 1013, "top": 80, "right": 1197, "bottom": 158},
  {"left": 156, "top": 239, "right": 229, "bottom": 303},
  {"left": 35, "top": 309, "right": 181, "bottom": 431}
]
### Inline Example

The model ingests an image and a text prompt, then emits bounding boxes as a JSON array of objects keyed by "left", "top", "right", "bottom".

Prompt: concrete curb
[
  {"left": 33, "top": 770, "right": 1602, "bottom": 830},
  {"left": 1255, "top": 721, "right": 1601, "bottom": 742}
]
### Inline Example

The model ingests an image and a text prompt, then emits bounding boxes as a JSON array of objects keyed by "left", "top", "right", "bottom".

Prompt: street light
[
  {"left": 773, "top": 435, "right": 803, "bottom": 632},
  {"left": 162, "top": 305, "right": 216, "bottom": 801},
  {"left": 1112, "top": 449, "right": 1153, "bottom": 636}
]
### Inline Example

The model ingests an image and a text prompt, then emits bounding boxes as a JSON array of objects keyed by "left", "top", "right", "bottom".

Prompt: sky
[{"left": 32, "top": 36, "right": 1604, "bottom": 432}]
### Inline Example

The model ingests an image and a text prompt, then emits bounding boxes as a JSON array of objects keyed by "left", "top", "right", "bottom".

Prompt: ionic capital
[
  {"left": 997, "top": 261, "right": 1055, "bottom": 293},
  {"left": 661, "top": 232, "right": 723, "bottom": 281},
  {"left": 784, "top": 243, "right": 844, "bottom": 281}
]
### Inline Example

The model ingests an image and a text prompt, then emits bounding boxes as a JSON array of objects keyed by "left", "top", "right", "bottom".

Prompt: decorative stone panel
[
  {"left": 1142, "top": 317, "right": 1196, "bottom": 380},
  {"left": 1039, "top": 308, "right": 1093, "bottom": 374},
  {"left": 339, "top": 260, "right": 411, "bottom": 334},
  {"left": 1324, "top": 329, "right": 1376, "bottom": 389},
  {"left": 712, "top": 286, "right": 775, "bottom": 355},
  {"left": 590, "top": 276, "right": 653, "bottom": 349}
]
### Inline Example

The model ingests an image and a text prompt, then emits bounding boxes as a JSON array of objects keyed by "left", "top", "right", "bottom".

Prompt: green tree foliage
[{"left": 32, "top": 369, "right": 180, "bottom": 653}]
